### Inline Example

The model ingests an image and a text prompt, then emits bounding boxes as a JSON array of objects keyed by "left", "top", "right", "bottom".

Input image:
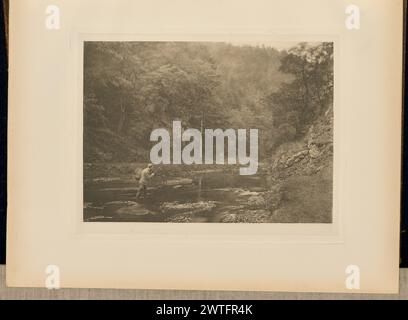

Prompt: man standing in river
[{"left": 136, "top": 163, "right": 155, "bottom": 200}]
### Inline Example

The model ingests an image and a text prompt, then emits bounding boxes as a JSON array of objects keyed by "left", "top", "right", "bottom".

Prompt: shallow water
[{"left": 84, "top": 172, "right": 267, "bottom": 222}]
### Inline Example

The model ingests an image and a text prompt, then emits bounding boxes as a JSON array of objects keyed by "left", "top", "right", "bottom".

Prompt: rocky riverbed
[{"left": 84, "top": 168, "right": 271, "bottom": 223}]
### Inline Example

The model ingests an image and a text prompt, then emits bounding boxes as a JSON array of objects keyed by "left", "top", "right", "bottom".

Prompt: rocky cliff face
[{"left": 266, "top": 106, "right": 334, "bottom": 223}]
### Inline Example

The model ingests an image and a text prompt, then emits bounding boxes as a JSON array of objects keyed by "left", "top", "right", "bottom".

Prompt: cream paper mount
[{"left": 6, "top": 0, "right": 402, "bottom": 293}]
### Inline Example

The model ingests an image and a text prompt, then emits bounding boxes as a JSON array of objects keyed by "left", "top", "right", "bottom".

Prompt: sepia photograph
[
  {"left": 5, "top": 0, "right": 403, "bottom": 295},
  {"left": 83, "top": 41, "right": 334, "bottom": 223}
]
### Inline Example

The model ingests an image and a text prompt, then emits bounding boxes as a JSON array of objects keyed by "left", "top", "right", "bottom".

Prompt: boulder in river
[
  {"left": 111, "top": 201, "right": 153, "bottom": 216},
  {"left": 160, "top": 201, "right": 217, "bottom": 215},
  {"left": 84, "top": 202, "right": 104, "bottom": 211},
  {"left": 247, "top": 194, "right": 267, "bottom": 209},
  {"left": 166, "top": 213, "right": 194, "bottom": 223},
  {"left": 220, "top": 210, "right": 271, "bottom": 223},
  {"left": 235, "top": 189, "right": 260, "bottom": 196}
]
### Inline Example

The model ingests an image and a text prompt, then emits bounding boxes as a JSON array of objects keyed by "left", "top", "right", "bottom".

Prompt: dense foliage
[{"left": 84, "top": 41, "right": 333, "bottom": 163}]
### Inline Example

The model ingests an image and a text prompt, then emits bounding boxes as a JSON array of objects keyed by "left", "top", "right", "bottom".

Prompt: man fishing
[{"left": 136, "top": 163, "right": 155, "bottom": 200}]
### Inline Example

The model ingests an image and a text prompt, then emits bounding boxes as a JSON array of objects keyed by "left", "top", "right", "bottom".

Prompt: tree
[
  {"left": 83, "top": 41, "right": 292, "bottom": 162},
  {"left": 264, "top": 42, "right": 333, "bottom": 149}
]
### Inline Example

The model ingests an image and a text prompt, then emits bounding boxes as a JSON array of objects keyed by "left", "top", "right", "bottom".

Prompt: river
[{"left": 84, "top": 171, "right": 269, "bottom": 223}]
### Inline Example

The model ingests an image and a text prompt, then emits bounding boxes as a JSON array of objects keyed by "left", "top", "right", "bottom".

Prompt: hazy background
[{"left": 83, "top": 41, "right": 334, "bottom": 223}]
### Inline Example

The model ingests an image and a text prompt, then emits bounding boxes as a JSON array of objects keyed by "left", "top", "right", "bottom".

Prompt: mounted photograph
[
  {"left": 7, "top": 0, "right": 402, "bottom": 294},
  {"left": 83, "top": 41, "right": 334, "bottom": 223}
]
